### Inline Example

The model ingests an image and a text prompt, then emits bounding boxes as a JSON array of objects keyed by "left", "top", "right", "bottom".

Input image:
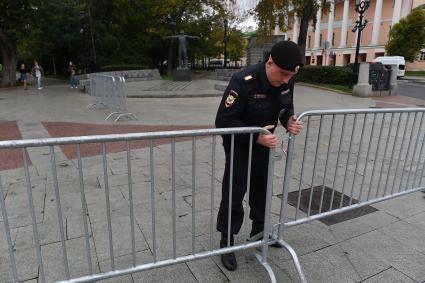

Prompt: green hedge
[
  {"left": 100, "top": 65, "right": 149, "bottom": 72},
  {"left": 296, "top": 65, "right": 353, "bottom": 85}
]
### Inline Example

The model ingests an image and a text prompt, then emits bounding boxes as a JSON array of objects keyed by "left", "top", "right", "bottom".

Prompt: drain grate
[{"left": 286, "top": 186, "right": 378, "bottom": 226}]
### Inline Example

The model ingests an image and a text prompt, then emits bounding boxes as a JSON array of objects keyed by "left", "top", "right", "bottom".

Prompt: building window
[{"left": 332, "top": 32, "right": 335, "bottom": 46}]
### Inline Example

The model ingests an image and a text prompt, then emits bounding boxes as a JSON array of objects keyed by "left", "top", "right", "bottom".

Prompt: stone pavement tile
[
  {"left": 356, "top": 210, "right": 399, "bottom": 229},
  {"left": 41, "top": 237, "right": 99, "bottom": 282},
  {"left": 361, "top": 267, "right": 417, "bottom": 283},
  {"left": 326, "top": 217, "right": 376, "bottom": 243},
  {"left": 275, "top": 244, "right": 361, "bottom": 283},
  {"left": 378, "top": 220, "right": 425, "bottom": 254},
  {"left": 91, "top": 215, "right": 149, "bottom": 262},
  {"left": 3, "top": 181, "right": 46, "bottom": 229},
  {"left": 186, "top": 257, "right": 229, "bottom": 282},
  {"left": 97, "top": 250, "right": 197, "bottom": 283},
  {"left": 86, "top": 190, "right": 131, "bottom": 223},
  {"left": 7, "top": 245, "right": 38, "bottom": 282},
  {"left": 340, "top": 229, "right": 425, "bottom": 282},
  {"left": 404, "top": 211, "right": 425, "bottom": 228},
  {"left": 282, "top": 222, "right": 337, "bottom": 256},
  {"left": 372, "top": 191, "right": 425, "bottom": 219}
]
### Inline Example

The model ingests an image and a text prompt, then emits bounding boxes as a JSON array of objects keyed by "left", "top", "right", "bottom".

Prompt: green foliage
[
  {"left": 386, "top": 9, "right": 425, "bottom": 62},
  {"left": 295, "top": 65, "right": 353, "bottom": 85},
  {"left": 253, "top": 0, "right": 330, "bottom": 36}
]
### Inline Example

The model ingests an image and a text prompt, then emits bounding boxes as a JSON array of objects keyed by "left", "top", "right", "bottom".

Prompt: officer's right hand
[{"left": 257, "top": 125, "right": 277, "bottom": 148}]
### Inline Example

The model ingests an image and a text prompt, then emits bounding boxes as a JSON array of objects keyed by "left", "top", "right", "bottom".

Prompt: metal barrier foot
[
  {"left": 253, "top": 253, "right": 277, "bottom": 283},
  {"left": 278, "top": 239, "right": 307, "bottom": 283}
]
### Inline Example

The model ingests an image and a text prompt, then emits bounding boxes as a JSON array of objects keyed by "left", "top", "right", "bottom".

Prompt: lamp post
[
  {"left": 223, "top": 18, "right": 229, "bottom": 68},
  {"left": 352, "top": 0, "right": 370, "bottom": 84}
]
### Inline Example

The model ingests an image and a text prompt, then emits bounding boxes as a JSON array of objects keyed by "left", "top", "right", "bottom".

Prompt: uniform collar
[{"left": 258, "top": 62, "right": 273, "bottom": 92}]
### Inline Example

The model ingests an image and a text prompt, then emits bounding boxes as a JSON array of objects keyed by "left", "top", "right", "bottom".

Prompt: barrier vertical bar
[
  {"left": 413, "top": 119, "right": 425, "bottom": 188},
  {"left": 192, "top": 137, "right": 196, "bottom": 254},
  {"left": 359, "top": 114, "right": 377, "bottom": 201},
  {"left": 330, "top": 115, "right": 347, "bottom": 210},
  {"left": 340, "top": 114, "right": 358, "bottom": 208},
  {"left": 0, "top": 176, "right": 20, "bottom": 282},
  {"left": 50, "top": 146, "right": 70, "bottom": 279},
  {"left": 406, "top": 113, "right": 424, "bottom": 189},
  {"left": 383, "top": 113, "right": 403, "bottom": 197},
  {"left": 126, "top": 142, "right": 136, "bottom": 267},
  {"left": 307, "top": 115, "right": 323, "bottom": 216},
  {"left": 349, "top": 114, "right": 367, "bottom": 205},
  {"left": 243, "top": 134, "right": 254, "bottom": 238},
  {"left": 76, "top": 144, "right": 93, "bottom": 275},
  {"left": 102, "top": 143, "right": 115, "bottom": 270},
  {"left": 172, "top": 138, "right": 177, "bottom": 258},
  {"left": 295, "top": 116, "right": 311, "bottom": 219},
  {"left": 227, "top": 134, "right": 235, "bottom": 247},
  {"left": 22, "top": 148, "right": 46, "bottom": 283},
  {"left": 210, "top": 136, "right": 216, "bottom": 251},
  {"left": 366, "top": 113, "right": 386, "bottom": 201},
  {"left": 319, "top": 114, "right": 335, "bottom": 213},
  {"left": 398, "top": 113, "right": 418, "bottom": 193},
  {"left": 375, "top": 113, "right": 395, "bottom": 198},
  {"left": 149, "top": 140, "right": 157, "bottom": 262},
  {"left": 390, "top": 113, "right": 411, "bottom": 195}
]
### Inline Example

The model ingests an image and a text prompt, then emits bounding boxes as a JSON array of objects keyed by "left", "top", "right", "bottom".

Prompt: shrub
[
  {"left": 100, "top": 65, "right": 149, "bottom": 72},
  {"left": 296, "top": 65, "right": 353, "bottom": 85}
]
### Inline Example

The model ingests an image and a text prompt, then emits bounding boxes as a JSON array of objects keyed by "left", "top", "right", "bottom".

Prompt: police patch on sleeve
[{"left": 225, "top": 90, "right": 239, "bottom": 108}]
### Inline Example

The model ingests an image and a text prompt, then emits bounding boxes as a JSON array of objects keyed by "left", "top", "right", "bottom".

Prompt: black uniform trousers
[{"left": 216, "top": 142, "right": 270, "bottom": 235}]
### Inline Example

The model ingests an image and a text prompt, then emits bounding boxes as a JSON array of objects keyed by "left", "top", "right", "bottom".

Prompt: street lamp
[
  {"left": 223, "top": 19, "right": 229, "bottom": 68},
  {"left": 352, "top": 0, "right": 370, "bottom": 84}
]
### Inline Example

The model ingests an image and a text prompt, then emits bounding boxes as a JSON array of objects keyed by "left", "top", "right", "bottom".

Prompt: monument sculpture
[{"left": 166, "top": 30, "right": 198, "bottom": 80}]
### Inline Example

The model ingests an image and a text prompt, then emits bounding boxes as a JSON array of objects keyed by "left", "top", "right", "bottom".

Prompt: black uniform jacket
[{"left": 215, "top": 62, "right": 295, "bottom": 148}]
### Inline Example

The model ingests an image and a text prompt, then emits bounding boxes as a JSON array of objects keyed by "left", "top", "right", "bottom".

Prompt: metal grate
[{"left": 286, "top": 186, "right": 378, "bottom": 225}]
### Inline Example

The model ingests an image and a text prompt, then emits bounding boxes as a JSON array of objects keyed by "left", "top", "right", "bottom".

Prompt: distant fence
[{"left": 87, "top": 74, "right": 137, "bottom": 122}]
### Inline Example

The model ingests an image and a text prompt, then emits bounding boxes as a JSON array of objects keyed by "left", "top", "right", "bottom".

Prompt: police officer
[{"left": 215, "top": 40, "right": 305, "bottom": 271}]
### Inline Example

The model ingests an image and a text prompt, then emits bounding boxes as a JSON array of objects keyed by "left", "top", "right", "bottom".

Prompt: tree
[
  {"left": 253, "top": 0, "right": 330, "bottom": 53},
  {"left": 0, "top": 1, "right": 33, "bottom": 87},
  {"left": 386, "top": 8, "right": 425, "bottom": 62}
]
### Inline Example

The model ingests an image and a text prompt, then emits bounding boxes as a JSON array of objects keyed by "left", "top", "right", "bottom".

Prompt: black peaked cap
[{"left": 270, "top": 41, "right": 305, "bottom": 72}]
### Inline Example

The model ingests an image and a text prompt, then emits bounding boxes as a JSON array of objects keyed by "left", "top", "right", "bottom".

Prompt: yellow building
[{"left": 276, "top": 0, "right": 425, "bottom": 70}]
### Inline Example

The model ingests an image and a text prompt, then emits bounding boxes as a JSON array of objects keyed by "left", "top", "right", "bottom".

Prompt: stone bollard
[
  {"left": 353, "top": 62, "right": 372, "bottom": 97},
  {"left": 389, "top": 65, "right": 398, "bottom": 96}
]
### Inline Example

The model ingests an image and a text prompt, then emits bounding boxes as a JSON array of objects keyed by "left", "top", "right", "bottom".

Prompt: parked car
[{"left": 372, "top": 56, "right": 405, "bottom": 78}]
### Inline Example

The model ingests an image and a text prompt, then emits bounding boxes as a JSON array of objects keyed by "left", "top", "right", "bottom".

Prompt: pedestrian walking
[
  {"left": 18, "top": 63, "right": 29, "bottom": 90},
  {"left": 215, "top": 41, "right": 305, "bottom": 271},
  {"left": 31, "top": 60, "right": 44, "bottom": 90},
  {"left": 68, "top": 61, "right": 78, "bottom": 88}
]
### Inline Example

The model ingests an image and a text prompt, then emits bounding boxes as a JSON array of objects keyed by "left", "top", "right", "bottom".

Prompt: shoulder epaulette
[{"left": 244, "top": 75, "right": 253, "bottom": 81}]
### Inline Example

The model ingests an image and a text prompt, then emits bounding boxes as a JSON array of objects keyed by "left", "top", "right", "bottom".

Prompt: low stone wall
[
  {"left": 76, "top": 69, "right": 161, "bottom": 92},
  {"left": 214, "top": 68, "right": 241, "bottom": 81}
]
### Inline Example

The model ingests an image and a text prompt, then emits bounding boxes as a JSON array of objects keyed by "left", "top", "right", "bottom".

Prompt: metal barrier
[
  {"left": 0, "top": 127, "right": 280, "bottom": 283},
  {"left": 276, "top": 108, "right": 425, "bottom": 282},
  {"left": 87, "top": 74, "right": 138, "bottom": 122}
]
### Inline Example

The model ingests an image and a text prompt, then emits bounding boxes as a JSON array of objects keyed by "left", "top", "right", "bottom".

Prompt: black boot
[
  {"left": 250, "top": 221, "right": 282, "bottom": 248},
  {"left": 220, "top": 233, "right": 237, "bottom": 271}
]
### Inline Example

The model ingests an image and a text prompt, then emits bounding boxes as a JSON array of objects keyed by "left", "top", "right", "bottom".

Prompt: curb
[{"left": 297, "top": 82, "right": 353, "bottom": 95}]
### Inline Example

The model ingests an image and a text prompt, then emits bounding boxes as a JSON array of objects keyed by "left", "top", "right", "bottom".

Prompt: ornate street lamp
[{"left": 352, "top": 0, "right": 370, "bottom": 84}]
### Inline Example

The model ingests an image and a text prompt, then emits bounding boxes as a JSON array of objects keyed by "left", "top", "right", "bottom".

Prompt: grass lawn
[
  {"left": 405, "top": 71, "right": 425, "bottom": 77},
  {"left": 301, "top": 82, "right": 352, "bottom": 94},
  {"left": 161, "top": 75, "right": 173, "bottom": 80}
]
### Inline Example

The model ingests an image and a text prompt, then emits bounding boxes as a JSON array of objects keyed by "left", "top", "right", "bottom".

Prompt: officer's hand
[
  {"left": 257, "top": 125, "right": 277, "bottom": 148},
  {"left": 287, "top": 115, "right": 304, "bottom": 135}
]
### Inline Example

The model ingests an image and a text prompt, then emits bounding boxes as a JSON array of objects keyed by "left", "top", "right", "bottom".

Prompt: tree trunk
[
  {"left": 297, "top": 0, "right": 314, "bottom": 54},
  {"left": 0, "top": 29, "right": 18, "bottom": 87},
  {"left": 52, "top": 56, "right": 57, "bottom": 75}
]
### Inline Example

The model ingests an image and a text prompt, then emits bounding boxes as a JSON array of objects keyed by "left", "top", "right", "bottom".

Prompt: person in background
[
  {"left": 68, "top": 61, "right": 78, "bottom": 89},
  {"left": 31, "top": 60, "right": 44, "bottom": 90},
  {"left": 18, "top": 63, "right": 29, "bottom": 90}
]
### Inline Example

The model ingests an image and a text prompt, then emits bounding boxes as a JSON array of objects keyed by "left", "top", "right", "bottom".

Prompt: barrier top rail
[
  {"left": 0, "top": 127, "right": 268, "bottom": 149},
  {"left": 297, "top": 107, "right": 425, "bottom": 120}
]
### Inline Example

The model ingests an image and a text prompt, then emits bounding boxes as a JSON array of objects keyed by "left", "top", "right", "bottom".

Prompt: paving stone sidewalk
[{"left": 0, "top": 79, "right": 425, "bottom": 283}]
